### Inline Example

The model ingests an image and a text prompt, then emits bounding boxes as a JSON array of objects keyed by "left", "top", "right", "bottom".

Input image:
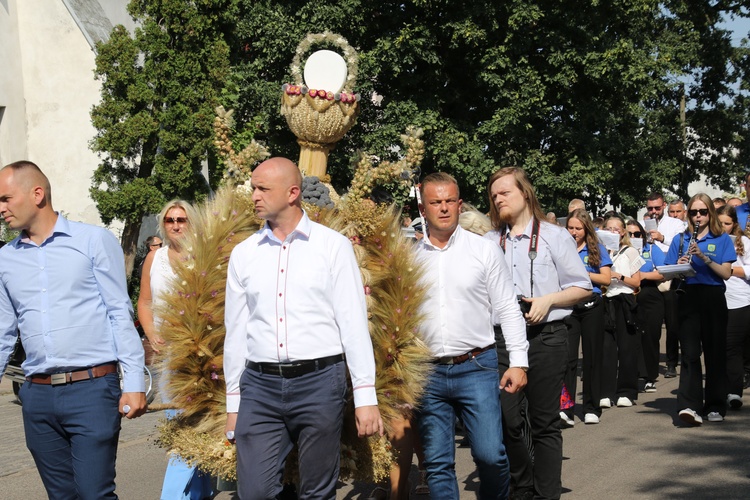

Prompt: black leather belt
[
  {"left": 433, "top": 344, "right": 495, "bottom": 365},
  {"left": 246, "top": 354, "right": 344, "bottom": 378}
]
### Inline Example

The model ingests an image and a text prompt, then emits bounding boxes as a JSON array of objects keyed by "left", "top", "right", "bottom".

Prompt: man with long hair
[{"left": 485, "top": 167, "right": 591, "bottom": 500}]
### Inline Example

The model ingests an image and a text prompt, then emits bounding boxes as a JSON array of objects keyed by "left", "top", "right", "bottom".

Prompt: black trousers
[
  {"left": 497, "top": 321, "right": 568, "bottom": 500},
  {"left": 564, "top": 297, "right": 605, "bottom": 417},
  {"left": 677, "top": 285, "right": 728, "bottom": 416},
  {"left": 637, "top": 285, "right": 665, "bottom": 382},
  {"left": 726, "top": 305, "right": 750, "bottom": 396},
  {"left": 663, "top": 289, "right": 680, "bottom": 367},
  {"left": 602, "top": 294, "right": 640, "bottom": 402}
]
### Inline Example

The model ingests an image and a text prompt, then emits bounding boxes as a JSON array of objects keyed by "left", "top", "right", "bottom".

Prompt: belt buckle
[{"left": 50, "top": 373, "right": 68, "bottom": 385}]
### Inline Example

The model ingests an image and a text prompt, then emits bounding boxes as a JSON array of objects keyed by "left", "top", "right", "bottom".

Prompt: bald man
[
  {"left": 224, "top": 157, "right": 383, "bottom": 499},
  {"left": 0, "top": 161, "right": 146, "bottom": 499}
]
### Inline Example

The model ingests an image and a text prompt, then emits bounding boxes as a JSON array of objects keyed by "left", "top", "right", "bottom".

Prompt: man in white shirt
[
  {"left": 223, "top": 157, "right": 383, "bottom": 499},
  {"left": 414, "top": 172, "right": 528, "bottom": 500},
  {"left": 486, "top": 167, "right": 592, "bottom": 500},
  {"left": 645, "top": 192, "right": 685, "bottom": 379}
]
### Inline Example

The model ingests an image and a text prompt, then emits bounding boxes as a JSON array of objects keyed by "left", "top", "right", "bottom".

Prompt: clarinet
[{"left": 686, "top": 222, "right": 700, "bottom": 264}]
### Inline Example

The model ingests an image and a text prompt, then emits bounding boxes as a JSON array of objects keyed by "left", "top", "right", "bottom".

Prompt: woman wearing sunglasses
[
  {"left": 561, "top": 209, "right": 612, "bottom": 426},
  {"left": 625, "top": 219, "right": 666, "bottom": 394},
  {"left": 601, "top": 213, "right": 645, "bottom": 409},
  {"left": 138, "top": 200, "right": 213, "bottom": 498},
  {"left": 716, "top": 205, "right": 750, "bottom": 410},
  {"left": 665, "top": 194, "right": 736, "bottom": 426}
]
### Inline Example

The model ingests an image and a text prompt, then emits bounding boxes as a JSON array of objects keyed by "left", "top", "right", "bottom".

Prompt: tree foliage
[
  {"left": 227, "top": 0, "right": 749, "bottom": 215},
  {"left": 90, "top": 0, "right": 237, "bottom": 272}
]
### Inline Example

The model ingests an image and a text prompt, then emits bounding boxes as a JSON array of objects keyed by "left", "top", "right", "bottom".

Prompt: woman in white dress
[{"left": 138, "top": 200, "right": 212, "bottom": 500}]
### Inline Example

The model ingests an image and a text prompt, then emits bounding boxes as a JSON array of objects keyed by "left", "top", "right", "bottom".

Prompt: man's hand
[
  {"left": 225, "top": 413, "right": 238, "bottom": 443},
  {"left": 649, "top": 230, "right": 663, "bottom": 243},
  {"left": 354, "top": 405, "right": 384, "bottom": 438},
  {"left": 120, "top": 392, "right": 147, "bottom": 418},
  {"left": 524, "top": 295, "right": 554, "bottom": 325},
  {"left": 500, "top": 367, "right": 527, "bottom": 394}
]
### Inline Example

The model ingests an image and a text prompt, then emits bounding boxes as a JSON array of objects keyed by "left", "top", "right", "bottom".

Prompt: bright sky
[{"left": 722, "top": 14, "right": 750, "bottom": 46}]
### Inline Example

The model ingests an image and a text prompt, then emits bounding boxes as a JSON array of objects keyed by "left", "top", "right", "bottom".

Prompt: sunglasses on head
[
  {"left": 687, "top": 209, "right": 709, "bottom": 217},
  {"left": 164, "top": 217, "right": 188, "bottom": 224},
  {"left": 628, "top": 231, "right": 643, "bottom": 238},
  {"left": 150, "top": 242, "right": 163, "bottom": 248}
]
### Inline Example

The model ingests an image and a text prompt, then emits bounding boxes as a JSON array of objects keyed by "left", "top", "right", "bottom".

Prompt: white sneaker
[
  {"left": 644, "top": 382, "right": 656, "bottom": 393},
  {"left": 616, "top": 397, "right": 633, "bottom": 407},
  {"left": 599, "top": 398, "right": 612, "bottom": 408},
  {"left": 678, "top": 408, "right": 703, "bottom": 426},
  {"left": 707, "top": 411, "right": 724, "bottom": 422},
  {"left": 727, "top": 393, "right": 743, "bottom": 410},
  {"left": 584, "top": 413, "right": 600, "bottom": 424},
  {"left": 560, "top": 411, "right": 574, "bottom": 428}
]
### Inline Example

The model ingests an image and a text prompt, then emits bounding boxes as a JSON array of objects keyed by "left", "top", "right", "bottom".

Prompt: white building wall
[{"left": 0, "top": 0, "right": 29, "bottom": 167}]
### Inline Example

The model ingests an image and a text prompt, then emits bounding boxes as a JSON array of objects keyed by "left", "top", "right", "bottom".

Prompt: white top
[
  {"left": 726, "top": 236, "right": 750, "bottom": 310},
  {"left": 605, "top": 246, "right": 645, "bottom": 297},
  {"left": 223, "top": 212, "right": 377, "bottom": 412},
  {"left": 485, "top": 220, "right": 592, "bottom": 323},
  {"left": 150, "top": 246, "right": 177, "bottom": 327},
  {"left": 415, "top": 226, "right": 529, "bottom": 368},
  {"left": 648, "top": 215, "right": 685, "bottom": 253}
]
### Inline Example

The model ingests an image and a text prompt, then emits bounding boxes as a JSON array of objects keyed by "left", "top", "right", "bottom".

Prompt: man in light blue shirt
[{"left": 0, "top": 161, "right": 146, "bottom": 499}]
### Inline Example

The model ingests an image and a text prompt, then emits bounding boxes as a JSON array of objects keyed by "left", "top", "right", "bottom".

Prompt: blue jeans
[
  {"left": 416, "top": 348, "right": 509, "bottom": 500},
  {"left": 20, "top": 373, "right": 122, "bottom": 500}
]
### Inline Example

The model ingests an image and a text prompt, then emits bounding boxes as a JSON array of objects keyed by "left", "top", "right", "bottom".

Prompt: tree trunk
[{"left": 121, "top": 218, "right": 143, "bottom": 278}]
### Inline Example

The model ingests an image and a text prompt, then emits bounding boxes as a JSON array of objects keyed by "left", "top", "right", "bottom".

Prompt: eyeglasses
[
  {"left": 628, "top": 231, "right": 643, "bottom": 238},
  {"left": 149, "top": 242, "right": 163, "bottom": 248},
  {"left": 646, "top": 206, "right": 661, "bottom": 212},
  {"left": 687, "top": 209, "right": 709, "bottom": 217},
  {"left": 164, "top": 217, "right": 188, "bottom": 224}
]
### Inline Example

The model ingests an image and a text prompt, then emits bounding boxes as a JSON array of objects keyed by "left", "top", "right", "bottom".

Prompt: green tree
[
  {"left": 90, "top": 0, "right": 237, "bottom": 273},
  {"left": 227, "top": 0, "right": 748, "bottom": 216}
]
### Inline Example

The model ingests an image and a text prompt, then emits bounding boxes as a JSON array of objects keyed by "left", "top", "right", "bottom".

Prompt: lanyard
[{"left": 500, "top": 219, "right": 540, "bottom": 297}]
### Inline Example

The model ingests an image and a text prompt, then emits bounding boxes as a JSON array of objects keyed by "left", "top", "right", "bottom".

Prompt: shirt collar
[
  {"left": 258, "top": 211, "right": 312, "bottom": 244},
  {"left": 18, "top": 213, "right": 69, "bottom": 247},
  {"left": 422, "top": 224, "right": 462, "bottom": 251}
]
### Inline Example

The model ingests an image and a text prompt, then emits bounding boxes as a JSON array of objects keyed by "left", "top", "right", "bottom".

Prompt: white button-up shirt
[
  {"left": 485, "top": 220, "right": 592, "bottom": 323},
  {"left": 224, "top": 212, "right": 377, "bottom": 412},
  {"left": 648, "top": 214, "right": 685, "bottom": 252},
  {"left": 415, "top": 226, "right": 529, "bottom": 368}
]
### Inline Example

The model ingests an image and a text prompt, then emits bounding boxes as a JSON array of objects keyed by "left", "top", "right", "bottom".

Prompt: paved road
[{"left": 2, "top": 364, "right": 750, "bottom": 499}]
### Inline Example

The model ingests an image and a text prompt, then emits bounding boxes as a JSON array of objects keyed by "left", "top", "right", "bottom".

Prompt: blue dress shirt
[{"left": 0, "top": 215, "right": 145, "bottom": 392}]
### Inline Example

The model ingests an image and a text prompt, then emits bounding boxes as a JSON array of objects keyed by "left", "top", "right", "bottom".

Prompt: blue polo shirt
[
  {"left": 578, "top": 243, "right": 612, "bottom": 295},
  {"left": 665, "top": 231, "right": 736, "bottom": 286},
  {"left": 639, "top": 242, "right": 665, "bottom": 272},
  {"left": 737, "top": 202, "right": 749, "bottom": 231}
]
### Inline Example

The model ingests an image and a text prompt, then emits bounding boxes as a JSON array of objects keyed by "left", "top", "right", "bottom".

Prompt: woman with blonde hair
[
  {"left": 716, "top": 205, "right": 749, "bottom": 410},
  {"left": 601, "top": 212, "right": 644, "bottom": 409},
  {"left": 138, "top": 200, "right": 212, "bottom": 499},
  {"left": 665, "top": 193, "right": 736, "bottom": 425}
]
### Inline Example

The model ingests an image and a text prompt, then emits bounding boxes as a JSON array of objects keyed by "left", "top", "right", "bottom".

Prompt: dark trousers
[
  {"left": 497, "top": 321, "right": 568, "bottom": 500},
  {"left": 637, "top": 285, "right": 665, "bottom": 382},
  {"left": 726, "top": 305, "right": 750, "bottom": 396},
  {"left": 564, "top": 298, "right": 604, "bottom": 417},
  {"left": 19, "top": 373, "right": 122, "bottom": 500},
  {"left": 602, "top": 294, "right": 640, "bottom": 402},
  {"left": 677, "top": 285, "right": 728, "bottom": 416},
  {"left": 235, "top": 362, "right": 347, "bottom": 500},
  {"left": 663, "top": 289, "right": 680, "bottom": 367}
]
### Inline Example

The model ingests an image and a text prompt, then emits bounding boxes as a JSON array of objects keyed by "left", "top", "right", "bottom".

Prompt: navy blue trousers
[
  {"left": 235, "top": 362, "right": 347, "bottom": 500},
  {"left": 20, "top": 373, "right": 122, "bottom": 500}
]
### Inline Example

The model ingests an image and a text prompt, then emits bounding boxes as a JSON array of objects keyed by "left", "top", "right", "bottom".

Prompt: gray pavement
[{"left": 2, "top": 364, "right": 750, "bottom": 499}]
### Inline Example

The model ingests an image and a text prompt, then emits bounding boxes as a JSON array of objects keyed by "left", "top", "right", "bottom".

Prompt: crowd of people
[{"left": 1, "top": 158, "right": 748, "bottom": 500}]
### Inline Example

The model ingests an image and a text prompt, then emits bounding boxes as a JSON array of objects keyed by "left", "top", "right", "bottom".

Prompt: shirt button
[
  {"left": 42, "top": 289, "right": 46, "bottom": 292},
  {"left": 279, "top": 318, "right": 283, "bottom": 322},
  {"left": 280, "top": 269, "right": 284, "bottom": 273},
  {"left": 279, "top": 293, "right": 282, "bottom": 297},
  {"left": 283, "top": 246, "right": 287, "bottom": 250},
  {"left": 279, "top": 343, "right": 283, "bottom": 347}
]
